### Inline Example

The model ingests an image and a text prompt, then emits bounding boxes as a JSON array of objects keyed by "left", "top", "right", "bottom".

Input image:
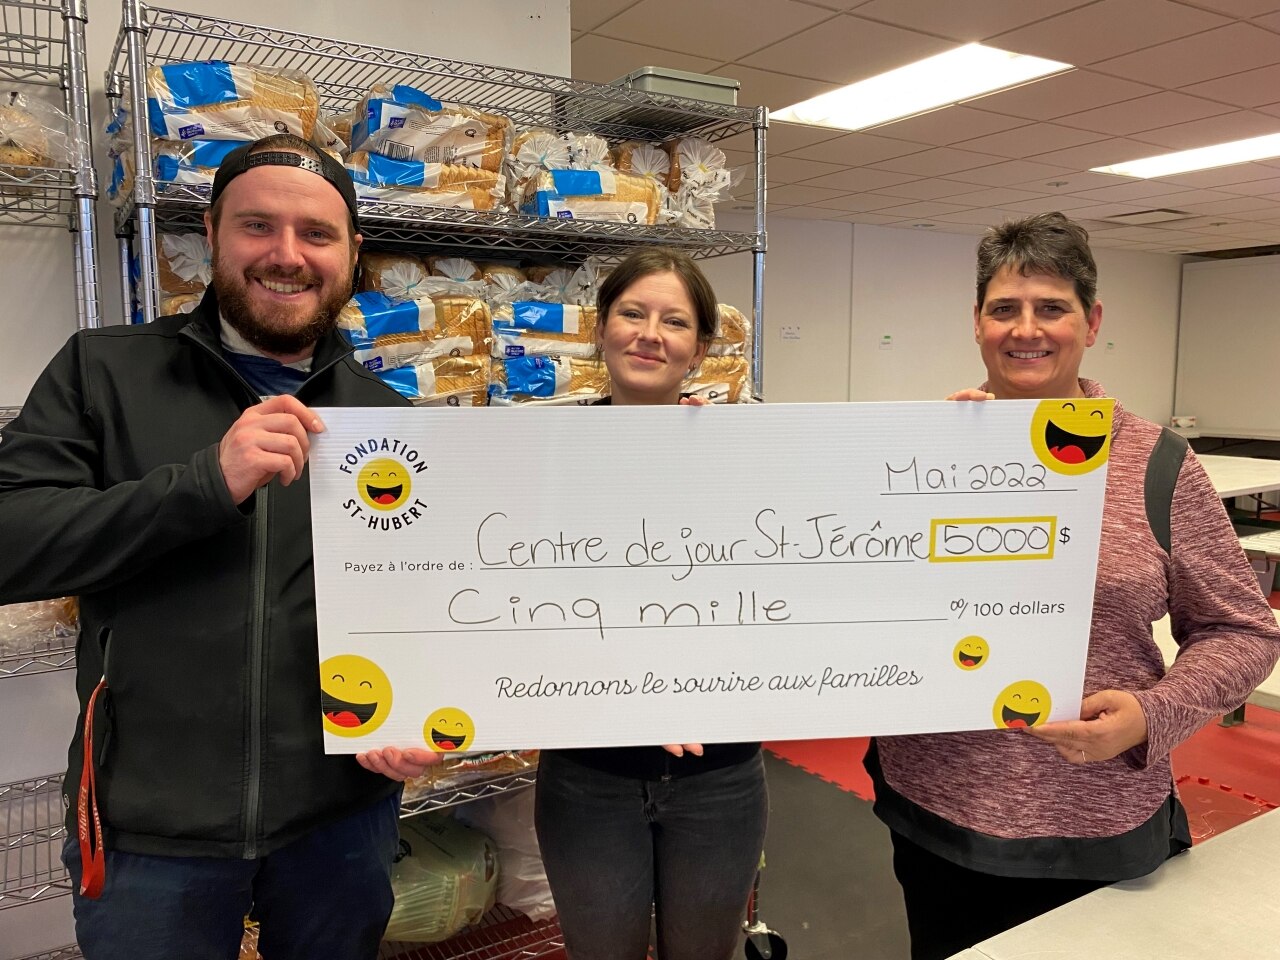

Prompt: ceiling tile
[
  {"left": 848, "top": 0, "right": 1093, "bottom": 42},
  {"left": 1120, "top": 188, "right": 1242, "bottom": 206},
  {"left": 1181, "top": 65, "right": 1280, "bottom": 108},
  {"left": 874, "top": 177, "right": 989, "bottom": 200},
  {"left": 867, "top": 199, "right": 979, "bottom": 219},
  {"left": 798, "top": 166, "right": 921, "bottom": 191},
  {"left": 764, "top": 154, "right": 847, "bottom": 184},
  {"left": 1156, "top": 162, "right": 1280, "bottom": 187},
  {"left": 787, "top": 131, "right": 931, "bottom": 164},
  {"left": 1069, "top": 180, "right": 1198, "bottom": 203},
  {"left": 767, "top": 183, "right": 855, "bottom": 204},
  {"left": 940, "top": 186, "right": 1050, "bottom": 207},
  {"left": 1054, "top": 92, "right": 1232, "bottom": 137},
  {"left": 1258, "top": 102, "right": 1280, "bottom": 119},
  {"left": 1137, "top": 111, "right": 1280, "bottom": 150},
  {"left": 773, "top": 206, "right": 859, "bottom": 221},
  {"left": 999, "top": 193, "right": 1112, "bottom": 212},
  {"left": 739, "top": 13, "right": 954, "bottom": 85},
  {"left": 1215, "top": 176, "right": 1280, "bottom": 195},
  {"left": 991, "top": 0, "right": 1229, "bottom": 65},
  {"left": 929, "top": 207, "right": 1029, "bottom": 226},
  {"left": 845, "top": 211, "right": 917, "bottom": 225},
  {"left": 1257, "top": 11, "right": 1280, "bottom": 27},
  {"left": 570, "top": 0, "right": 642, "bottom": 32},
  {"left": 808, "top": 191, "right": 925, "bottom": 211},
  {"left": 1178, "top": 195, "right": 1280, "bottom": 214},
  {"left": 721, "top": 122, "right": 842, "bottom": 155},
  {"left": 953, "top": 122, "right": 1107, "bottom": 159},
  {"left": 712, "top": 66, "right": 838, "bottom": 111},
  {"left": 869, "top": 146, "right": 1008, "bottom": 176},
  {"left": 864, "top": 107, "right": 1030, "bottom": 147},
  {"left": 597, "top": 0, "right": 835, "bottom": 62},
  {"left": 945, "top": 158, "right": 1078, "bottom": 186},
  {"left": 571, "top": 35, "right": 719, "bottom": 83},
  {"left": 1183, "top": 0, "right": 1280, "bottom": 15},
  {"left": 972, "top": 71, "right": 1159, "bottom": 122},
  {"left": 1095, "top": 24, "right": 1280, "bottom": 88},
  {"left": 1023, "top": 137, "right": 1171, "bottom": 169}
]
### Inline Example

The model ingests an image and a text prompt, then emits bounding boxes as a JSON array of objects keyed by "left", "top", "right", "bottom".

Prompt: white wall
[
  {"left": 703, "top": 213, "right": 1184, "bottom": 425},
  {"left": 0, "top": 0, "right": 571, "bottom": 407}
]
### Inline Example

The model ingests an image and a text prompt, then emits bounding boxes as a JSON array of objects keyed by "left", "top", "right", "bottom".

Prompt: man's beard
[{"left": 212, "top": 249, "right": 352, "bottom": 357}]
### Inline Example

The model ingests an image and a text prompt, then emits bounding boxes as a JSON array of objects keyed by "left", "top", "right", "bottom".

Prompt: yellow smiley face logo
[
  {"left": 424, "top": 707, "right": 475, "bottom": 753},
  {"left": 1029, "top": 399, "right": 1114, "bottom": 475},
  {"left": 357, "top": 458, "right": 411, "bottom": 511},
  {"left": 992, "top": 680, "right": 1052, "bottom": 729},
  {"left": 953, "top": 636, "right": 989, "bottom": 670},
  {"left": 320, "top": 654, "right": 392, "bottom": 737}
]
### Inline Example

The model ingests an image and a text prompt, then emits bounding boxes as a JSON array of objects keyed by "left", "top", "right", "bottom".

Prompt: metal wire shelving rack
[
  {"left": 0, "top": 774, "right": 71, "bottom": 912},
  {"left": 0, "top": 0, "right": 100, "bottom": 328},
  {"left": 104, "top": 0, "right": 768, "bottom": 391}
]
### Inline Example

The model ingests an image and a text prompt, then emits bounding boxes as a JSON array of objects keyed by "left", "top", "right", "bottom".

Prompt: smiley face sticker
[
  {"left": 320, "top": 654, "right": 392, "bottom": 737},
  {"left": 953, "top": 636, "right": 989, "bottom": 670},
  {"left": 356, "top": 457, "right": 412, "bottom": 511},
  {"left": 992, "top": 680, "right": 1052, "bottom": 729},
  {"left": 1029, "top": 399, "right": 1113, "bottom": 475},
  {"left": 424, "top": 707, "right": 475, "bottom": 752}
]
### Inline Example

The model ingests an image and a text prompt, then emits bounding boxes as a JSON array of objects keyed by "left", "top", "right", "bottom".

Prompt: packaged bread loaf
[
  {"left": 378, "top": 355, "right": 489, "bottom": 406},
  {"left": 146, "top": 61, "right": 320, "bottom": 141},
  {"left": 337, "top": 292, "right": 490, "bottom": 371},
  {"left": 359, "top": 252, "right": 433, "bottom": 301},
  {"left": 161, "top": 291, "right": 203, "bottom": 316},
  {"left": 505, "top": 128, "right": 572, "bottom": 206},
  {"left": 611, "top": 140, "right": 670, "bottom": 181},
  {"left": 0, "top": 92, "right": 49, "bottom": 172},
  {"left": 426, "top": 256, "right": 481, "bottom": 281},
  {"left": 520, "top": 168, "right": 661, "bottom": 224},
  {"left": 491, "top": 301, "right": 598, "bottom": 359},
  {"left": 157, "top": 233, "right": 212, "bottom": 295},
  {"left": 488, "top": 355, "right": 609, "bottom": 405},
  {"left": 709, "top": 303, "right": 750, "bottom": 356},
  {"left": 686, "top": 354, "right": 751, "bottom": 403},
  {"left": 565, "top": 132, "right": 612, "bottom": 172},
  {"left": 351, "top": 84, "right": 509, "bottom": 172},
  {"left": 346, "top": 150, "right": 502, "bottom": 210}
]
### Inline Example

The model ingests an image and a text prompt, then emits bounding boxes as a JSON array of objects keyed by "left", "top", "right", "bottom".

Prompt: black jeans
[
  {"left": 535, "top": 750, "right": 768, "bottom": 960},
  {"left": 891, "top": 829, "right": 1109, "bottom": 960}
]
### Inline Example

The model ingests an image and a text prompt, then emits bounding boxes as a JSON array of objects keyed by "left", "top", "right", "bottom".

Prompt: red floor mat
[
  {"left": 1172, "top": 703, "right": 1280, "bottom": 808},
  {"left": 764, "top": 737, "right": 873, "bottom": 801}
]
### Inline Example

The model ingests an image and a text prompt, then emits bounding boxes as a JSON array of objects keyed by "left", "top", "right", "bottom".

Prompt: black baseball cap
[{"left": 210, "top": 137, "right": 360, "bottom": 233}]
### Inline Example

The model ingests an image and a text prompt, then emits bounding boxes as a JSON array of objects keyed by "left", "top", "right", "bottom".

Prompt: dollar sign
[{"left": 1058, "top": 527, "right": 1071, "bottom": 545}]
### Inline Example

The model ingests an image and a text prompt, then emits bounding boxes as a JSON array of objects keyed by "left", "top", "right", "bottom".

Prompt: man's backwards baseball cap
[{"left": 210, "top": 138, "right": 360, "bottom": 232}]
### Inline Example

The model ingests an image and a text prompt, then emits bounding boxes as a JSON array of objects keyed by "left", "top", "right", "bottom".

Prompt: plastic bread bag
[
  {"left": 520, "top": 168, "right": 660, "bottom": 224},
  {"left": 157, "top": 233, "right": 212, "bottom": 295},
  {"left": 146, "top": 61, "right": 320, "bottom": 141},
  {"left": 239, "top": 921, "right": 261, "bottom": 959},
  {"left": 565, "top": 132, "right": 613, "bottom": 172},
  {"left": 359, "top": 252, "right": 433, "bottom": 300},
  {"left": 402, "top": 750, "right": 538, "bottom": 801},
  {"left": 161, "top": 291, "right": 204, "bottom": 316},
  {"left": 376, "top": 355, "right": 489, "bottom": 406},
  {"left": 384, "top": 813, "right": 498, "bottom": 943},
  {"left": 488, "top": 355, "right": 609, "bottom": 406},
  {"left": 0, "top": 90, "right": 71, "bottom": 172},
  {"left": 153, "top": 137, "right": 249, "bottom": 190},
  {"left": 504, "top": 128, "right": 572, "bottom": 207},
  {"left": 346, "top": 149, "right": 503, "bottom": 210},
  {"left": 453, "top": 787, "right": 555, "bottom": 921},
  {"left": 0, "top": 597, "right": 78, "bottom": 660},
  {"left": 611, "top": 140, "right": 671, "bottom": 183},
  {"left": 664, "top": 136, "right": 727, "bottom": 193},
  {"left": 708, "top": 302, "right": 750, "bottom": 356},
  {"left": 337, "top": 292, "right": 490, "bottom": 371},
  {"left": 491, "top": 300, "right": 598, "bottom": 359},
  {"left": 686, "top": 354, "right": 752, "bottom": 403},
  {"left": 427, "top": 256, "right": 480, "bottom": 281},
  {"left": 351, "top": 84, "right": 509, "bottom": 172}
]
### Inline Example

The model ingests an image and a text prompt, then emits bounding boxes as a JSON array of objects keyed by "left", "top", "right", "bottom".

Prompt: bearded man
[{"left": 0, "top": 135, "right": 434, "bottom": 960}]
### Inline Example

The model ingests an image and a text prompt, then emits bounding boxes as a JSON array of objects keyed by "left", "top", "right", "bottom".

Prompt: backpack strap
[{"left": 1145, "top": 427, "right": 1189, "bottom": 556}]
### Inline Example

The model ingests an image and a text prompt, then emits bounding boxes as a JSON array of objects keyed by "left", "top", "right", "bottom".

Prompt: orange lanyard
[{"left": 77, "top": 677, "right": 107, "bottom": 898}]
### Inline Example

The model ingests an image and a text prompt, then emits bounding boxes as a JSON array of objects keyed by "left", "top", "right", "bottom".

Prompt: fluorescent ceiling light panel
[
  {"left": 1091, "top": 133, "right": 1280, "bottom": 178},
  {"left": 772, "top": 44, "right": 1072, "bottom": 132}
]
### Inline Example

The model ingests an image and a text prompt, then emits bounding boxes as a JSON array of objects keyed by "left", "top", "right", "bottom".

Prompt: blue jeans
[
  {"left": 535, "top": 751, "right": 768, "bottom": 960},
  {"left": 61, "top": 792, "right": 400, "bottom": 960}
]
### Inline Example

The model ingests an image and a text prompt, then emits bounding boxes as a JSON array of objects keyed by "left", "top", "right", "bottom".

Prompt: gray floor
[{"left": 754, "top": 752, "right": 911, "bottom": 960}]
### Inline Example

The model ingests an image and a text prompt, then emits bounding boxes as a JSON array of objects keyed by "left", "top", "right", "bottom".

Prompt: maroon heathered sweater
[{"left": 877, "top": 380, "right": 1280, "bottom": 843}]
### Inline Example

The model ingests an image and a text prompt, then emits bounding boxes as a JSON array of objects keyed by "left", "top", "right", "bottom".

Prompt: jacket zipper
[{"left": 243, "top": 487, "right": 269, "bottom": 859}]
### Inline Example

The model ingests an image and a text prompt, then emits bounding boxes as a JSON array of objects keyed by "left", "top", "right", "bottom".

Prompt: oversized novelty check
[{"left": 310, "top": 400, "right": 1113, "bottom": 753}]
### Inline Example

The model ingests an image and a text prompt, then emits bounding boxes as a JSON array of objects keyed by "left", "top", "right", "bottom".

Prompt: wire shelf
[
  {"left": 0, "top": 164, "right": 76, "bottom": 227},
  {"left": 0, "top": 623, "right": 76, "bottom": 677},
  {"left": 0, "top": 0, "right": 69, "bottom": 86},
  {"left": 116, "top": 185, "right": 760, "bottom": 263},
  {"left": 14, "top": 947, "right": 83, "bottom": 960},
  {"left": 400, "top": 769, "right": 536, "bottom": 819},
  {"left": 382, "top": 904, "right": 563, "bottom": 960},
  {"left": 114, "top": 5, "right": 755, "bottom": 144},
  {"left": 0, "top": 774, "right": 71, "bottom": 910},
  {"left": 0, "top": 405, "right": 18, "bottom": 426}
]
